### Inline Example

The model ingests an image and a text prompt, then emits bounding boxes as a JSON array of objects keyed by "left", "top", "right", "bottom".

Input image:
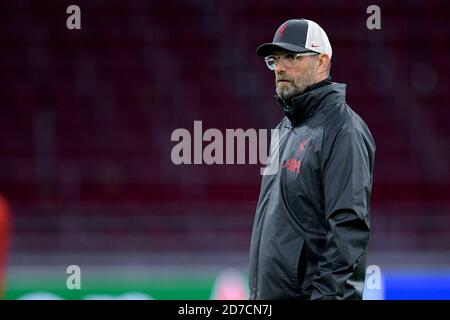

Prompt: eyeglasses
[{"left": 264, "top": 52, "right": 318, "bottom": 70}]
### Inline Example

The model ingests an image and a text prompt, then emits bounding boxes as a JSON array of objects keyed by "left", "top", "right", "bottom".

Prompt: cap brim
[{"left": 256, "top": 42, "right": 317, "bottom": 57}]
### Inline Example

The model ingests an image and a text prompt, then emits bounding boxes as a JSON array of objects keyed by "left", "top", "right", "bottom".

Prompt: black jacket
[{"left": 248, "top": 78, "right": 375, "bottom": 300}]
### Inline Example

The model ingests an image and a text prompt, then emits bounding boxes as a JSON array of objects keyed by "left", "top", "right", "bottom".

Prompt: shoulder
[
  {"left": 322, "top": 102, "right": 376, "bottom": 152},
  {"left": 324, "top": 102, "right": 372, "bottom": 135}
]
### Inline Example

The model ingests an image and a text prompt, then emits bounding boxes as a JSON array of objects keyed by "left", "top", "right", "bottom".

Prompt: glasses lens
[
  {"left": 282, "top": 54, "right": 297, "bottom": 68},
  {"left": 264, "top": 56, "right": 277, "bottom": 70}
]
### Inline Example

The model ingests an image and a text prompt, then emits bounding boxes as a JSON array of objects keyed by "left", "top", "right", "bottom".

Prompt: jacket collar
[{"left": 275, "top": 77, "right": 347, "bottom": 126}]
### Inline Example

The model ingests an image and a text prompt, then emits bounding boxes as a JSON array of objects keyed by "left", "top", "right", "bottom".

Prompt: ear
[{"left": 317, "top": 54, "right": 331, "bottom": 75}]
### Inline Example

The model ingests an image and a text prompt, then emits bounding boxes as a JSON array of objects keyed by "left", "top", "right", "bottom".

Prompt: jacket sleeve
[{"left": 310, "top": 124, "right": 375, "bottom": 300}]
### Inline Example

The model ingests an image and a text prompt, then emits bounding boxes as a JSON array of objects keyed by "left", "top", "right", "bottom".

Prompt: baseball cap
[{"left": 256, "top": 19, "right": 332, "bottom": 59}]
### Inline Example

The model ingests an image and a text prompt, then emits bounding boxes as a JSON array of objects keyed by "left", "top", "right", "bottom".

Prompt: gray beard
[{"left": 276, "top": 83, "right": 301, "bottom": 100}]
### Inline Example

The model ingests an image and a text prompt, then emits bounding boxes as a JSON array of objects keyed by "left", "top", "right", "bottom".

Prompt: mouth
[{"left": 277, "top": 79, "right": 292, "bottom": 83}]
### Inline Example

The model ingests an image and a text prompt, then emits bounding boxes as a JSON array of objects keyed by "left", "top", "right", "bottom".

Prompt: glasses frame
[{"left": 264, "top": 52, "right": 318, "bottom": 70}]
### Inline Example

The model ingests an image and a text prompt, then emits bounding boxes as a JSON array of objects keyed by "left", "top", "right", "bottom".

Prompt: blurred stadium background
[{"left": 0, "top": 0, "right": 449, "bottom": 299}]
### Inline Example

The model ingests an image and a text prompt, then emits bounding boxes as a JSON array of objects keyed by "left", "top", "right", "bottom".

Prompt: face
[{"left": 274, "top": 51, "right": 319, "bottom": 100}]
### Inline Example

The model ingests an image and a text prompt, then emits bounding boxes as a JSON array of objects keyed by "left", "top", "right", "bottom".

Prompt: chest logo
[
  {"left": 282, "top": 138, "right": 310, "bottom": 174},
  {"left": 282, "top": 159, "right": 301, "bottom": 173},
  {"left": 295, "top": 138, "right": 310, "bottom": 156}
]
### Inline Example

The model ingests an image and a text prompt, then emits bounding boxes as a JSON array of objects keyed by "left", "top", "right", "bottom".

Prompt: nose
[{"left": 275, "top": 63, "right": 286, "bottom": 74}]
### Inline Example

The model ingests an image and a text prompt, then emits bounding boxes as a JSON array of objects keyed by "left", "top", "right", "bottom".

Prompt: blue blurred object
[{"left": 384, "top": 271, "right": 450, "bottom": 300}]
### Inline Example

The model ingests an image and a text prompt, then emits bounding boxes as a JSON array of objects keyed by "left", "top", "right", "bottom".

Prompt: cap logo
[
  {"left": 311, "top": 43, "right": 320, "bottom": 48},
  {"left": 278, "top": 23, "right": 288, "bottom": 38}
]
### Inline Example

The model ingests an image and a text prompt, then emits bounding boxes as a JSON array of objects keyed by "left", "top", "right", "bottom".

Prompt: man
[{"left": 248, "top": 19, "right": 375, "bottom": 300}]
